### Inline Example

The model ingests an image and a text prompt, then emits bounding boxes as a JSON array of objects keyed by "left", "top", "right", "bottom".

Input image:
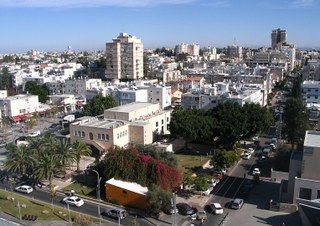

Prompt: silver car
[{"left": 14, "top": 185, "right": 34, "bottom": 194}]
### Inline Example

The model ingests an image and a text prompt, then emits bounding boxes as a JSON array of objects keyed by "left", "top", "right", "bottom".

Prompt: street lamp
[{"left": 91, "top": 169, "right": 101, "bottom": 200}]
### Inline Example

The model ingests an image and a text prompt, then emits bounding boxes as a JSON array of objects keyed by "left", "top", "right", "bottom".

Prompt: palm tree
[
  {"left": 55, "top": 138, "right": 75, "bottom": 172},
  {"left": 33, "top": 153, "right": 58, "bottom": 187},
  {"left": 42, "top": 134, "right": 58, "bottom": 154},
  {"left": 4, "top": 143, "right": 34, "bottom": 176},
  {"left": 28, "top": 136, "right": 45, "bottom": 156},
  {"left": 71, "top": 140, "right": 92, "bottom": 172}
]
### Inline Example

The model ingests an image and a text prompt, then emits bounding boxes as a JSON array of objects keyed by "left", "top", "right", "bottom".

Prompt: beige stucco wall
[{"left": 129, "top": 123, "right": 153, "bottom": 145}]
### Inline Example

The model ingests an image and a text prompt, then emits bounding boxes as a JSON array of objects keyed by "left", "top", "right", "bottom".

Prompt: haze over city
[{"left": 0, "top": 0, "right": 319, "bottom": 53}]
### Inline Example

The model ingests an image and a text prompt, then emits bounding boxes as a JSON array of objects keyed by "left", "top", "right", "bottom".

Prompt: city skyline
[{"left": 0, "top": 0, "right": 319, "bottom": 53}]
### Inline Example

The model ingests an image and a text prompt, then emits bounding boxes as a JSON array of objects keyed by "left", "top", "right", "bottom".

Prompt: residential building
[
  {"left": 48, "top": 94, "right": 77, "bottom": 113},
  {"left": 290, "top": 131, "right": 320, "bottom": 226},
  {"left": 227, "top": 44, "right": 243, "bottom": 58},
  {"left": 302, "top": 81, "right": 320, "bottom": 104},
  {"left": 0, "top": 94, "right": 39, "bottom": 123},
  {"left": 47, "top": 78, "right": 103, "bottom": 98},
  {"left": 271, "top": 28, "right": 287, "bottom": 49},
  {"left": 175, "top": 43, "right": 200, "bottom": 56},
  {"left": 105, "top": 33, "right": 143, "bottom": 80},
  {"left": 147, "top": 85, "right": 171, "bottom": 109}
]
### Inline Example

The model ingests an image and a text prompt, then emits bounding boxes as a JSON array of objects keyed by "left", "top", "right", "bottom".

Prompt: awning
[
  {"left": 18, "top": 114, "right": 27, "bottom": 120},
  {"left": 10, "top": 116, "right": 21, "bottom": 122}
]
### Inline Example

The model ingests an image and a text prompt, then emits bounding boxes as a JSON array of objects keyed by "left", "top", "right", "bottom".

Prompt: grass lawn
[
  {"left": 0, "top": 189, "right": 104, "bottom": 223},
  {"left": 175, "top": 154, "right": 211, "bottom": 173},
  {"left": 61, "top": 182, "right": 96, "bottom": 199}
]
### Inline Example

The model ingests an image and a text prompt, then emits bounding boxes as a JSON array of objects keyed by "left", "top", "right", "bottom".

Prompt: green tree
[
  {"left": 193, "top": 175, "right": 208, "bottom": 193},
  {"left": 175, "top": 53, "right": 188, "bottom": 62},
  {"left": 33, "top": 154, "right": 58, "bottom": 187},
  {"left": 211, "top": 150, "right": 240, "bottom": 169},
  {"left": 72, "top": 140, "right": 92, "bottom": 172},
  {"left": 83, "top": 95, "right": 118, "bottom": 116},
  {"left": 146, "top": 184, "right": 172, "bottom": 217},
  {"left": 283, "top": 98, "right": 309, "bottom": 149},
  {"left": 4, "top": 144, "right": 34, "bottom": 176},
  {"left": 25, "top": 81, "right": 49, "bottom": 103},
  {"left": 55, "top": 139, "right": 75, "bottom": 172},
  {"left": 0, "top": 67, "right": 13, "bottom": 90}
]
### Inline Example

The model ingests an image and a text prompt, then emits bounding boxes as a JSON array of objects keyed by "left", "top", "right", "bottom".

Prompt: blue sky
[{"left": 0, "top": 0, "right": 319, "bottom": 53}]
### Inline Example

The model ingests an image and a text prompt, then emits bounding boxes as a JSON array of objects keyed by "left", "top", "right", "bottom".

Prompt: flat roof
[
  {"left": 73, "top": 117, "right": 128, "bottom": 129},
  {"left": 106, "top": 178, "right": 148, "bottom": 195},
  {"left": 106, "top": 102, "right": 157, "bottom": 113},
  {"left": 304, "top": 130, "right": 320, "bottom": 148}
]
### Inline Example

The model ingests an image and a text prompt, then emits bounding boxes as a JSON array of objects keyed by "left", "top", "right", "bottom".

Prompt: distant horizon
[{"left": 0, "top": 0, "right": 320, "bottom": 54}]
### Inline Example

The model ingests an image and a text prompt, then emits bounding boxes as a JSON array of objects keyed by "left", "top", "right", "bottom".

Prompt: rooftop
[
  {"left": 106, "top": 102, "right": 158, "bottom": 113},
  {"left": 106, "top": 178, "right": 148, "bottom": 196},
  {"left": 304, "top": 130, "right": 320, "bottom": 148}
]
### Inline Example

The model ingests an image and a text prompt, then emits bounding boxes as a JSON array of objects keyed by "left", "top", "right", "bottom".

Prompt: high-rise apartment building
[
  {"left": 271, "top": 28, "right": 287, "bottom": 49},
  {"left": 105, "top": 33, "right": 143, "bottom": 80},
  {"left": 175, "top": 43, "right": 200, "bottom": 56}
]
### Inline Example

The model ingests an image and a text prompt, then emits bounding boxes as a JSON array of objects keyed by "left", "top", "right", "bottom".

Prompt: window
[
  {"left": 117, "top": 133, "right": 119, "bottom": 139},
  {"left": 317, "top": 190, "right": 320, "bottom": 199},
  {"left": 102, "top": 134, "right": 105, "bottom": 140},
  {"left": 299, "top": 187, "right": 312, "bottom": 200},
  {"left": 74, "top": 131, "right": 77, "bottom": 136},
  {"left": 162, "top": 119, "right": 164, "bottom": 124},
  {"left": 98, "top": 134, "right": 101, "bottom": 139},
  {"left": 106, "top": 134, "right": 109, "bottom": 141},
  {"left": 156, "top": 122, "right": 158, "bottom": 127},
  {"left": 82, "top": 131, "right": 85, "bottom": 137}
]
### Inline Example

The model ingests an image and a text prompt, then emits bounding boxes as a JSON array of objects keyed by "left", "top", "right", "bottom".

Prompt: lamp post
[{"left": 91, "top": 169, "right": 101, "bottom": 200}]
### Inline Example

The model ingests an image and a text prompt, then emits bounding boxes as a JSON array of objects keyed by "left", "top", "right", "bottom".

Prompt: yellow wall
[{"left": 105, "top": 183, "right": 148, "bottom": 209}]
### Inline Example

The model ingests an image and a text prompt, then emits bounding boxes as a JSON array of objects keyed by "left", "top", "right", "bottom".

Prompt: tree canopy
[
  {"left": 82, "top": 94, "right": 118, "bottom": 116},
  {"left": 283, "top": 97, "right": 309, "bottom": 149},
  {"left": 170, "top": 103, "right": 273, "bottom": 149},
  {"left": 25, "top": 81, "right": 49, "bottom": 103},
  {"left": 98, "top": 146, "right": 182, "bottom": 191}
]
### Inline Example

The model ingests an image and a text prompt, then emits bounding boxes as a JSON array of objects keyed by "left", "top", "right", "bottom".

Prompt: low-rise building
[{"left": 70, "top": 102, "right": 171, "bottom": 154}]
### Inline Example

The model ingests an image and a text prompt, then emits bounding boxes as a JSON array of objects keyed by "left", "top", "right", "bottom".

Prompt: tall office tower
[
  {"left": 105, "top": 33, "right": 143, "bottom": 80},
  {"left": 271, "top": 28, "right": 287, "bottom": 49}
]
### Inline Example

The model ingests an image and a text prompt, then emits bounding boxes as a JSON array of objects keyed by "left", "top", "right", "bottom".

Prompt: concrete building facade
[{"left": 105, "top": 33, "right": 144, "bottom": 80}]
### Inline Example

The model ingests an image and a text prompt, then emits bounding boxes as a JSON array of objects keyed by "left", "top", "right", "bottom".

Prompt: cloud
[
  {"left": 0, "top": 0, "right": 200, "bottom": 8},
  {"left": 291, "top": 0, "right": 314, "bottom": 7},
  {"left": 201, "top": 0, "right": 230, "bottom": 8}
]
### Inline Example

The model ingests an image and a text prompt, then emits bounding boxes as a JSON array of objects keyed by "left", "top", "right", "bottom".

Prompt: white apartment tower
[
  {"left": 175, "top": 43, "right": 200, "bottom": 56},
  {"left": 105, "top": 33, "right": 144, "bottom": 80}
]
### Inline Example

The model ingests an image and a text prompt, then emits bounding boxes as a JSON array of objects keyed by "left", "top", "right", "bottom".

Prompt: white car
[
  {"left": 247, "top": 148, "right": 255, "bottom": 154},
  {"left": 242, "top": 153, "right": 252, "bottom": 160},
  {"left": 231, "top": 198, "right": 244, "bottom": 209},
  {"left": 62, "top": 196, "right": 84, "bottom": 207},
  {"left": 27, "top": 130, "right": 41, "bottom": 137},
  {"left": 210, "top": 202, "right": 224, "bottom": 214},
  {"left": 252, "top": 168, "right": 261, "bottom": 176},
  {"left": 15, "top": 185, "right": 33, "bottom": 194}
]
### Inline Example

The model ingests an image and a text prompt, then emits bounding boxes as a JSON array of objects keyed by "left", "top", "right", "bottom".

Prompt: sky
[{"left": 0, "top": 0, "right": 319, "bottom": 53}]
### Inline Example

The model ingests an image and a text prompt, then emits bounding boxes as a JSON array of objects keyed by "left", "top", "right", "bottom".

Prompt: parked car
[
  {"left": 27, "top": 130, "right": 41, "bottom": 137},
  {"left": 196, "top": 210, "right": 207, "bottom": 221},
  {"left": 102, "top": 208, "right": 127, "bottom": 219},
  {"left": 61, "top": 196, "right": 84, "bottom": 207},
  {"left": 209, "top": 202, "right": 224, "bottom": 214},
  {"left": 270, "top": 143, "right": 276, "bottom": 150},
  {"left": 252, "top": 168, "right": 261, "bottom": 176},
  {"left": 231, "top": 198, "right": 244, "bottom": 209},
  {"left": 176, "top": 203, "right": 196, "bottom": 215},
  {"left": 247, "top": 148, "right": 255, "bottom": 154},
  {"left": 242, "top": 153, "right": 252, "bottom": 160},
  {"left": 14, "top": 185, "right": 33, "bottom": 194},
  {"left": 258, "top": 155, "right": 267, "bottom": 163}
]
